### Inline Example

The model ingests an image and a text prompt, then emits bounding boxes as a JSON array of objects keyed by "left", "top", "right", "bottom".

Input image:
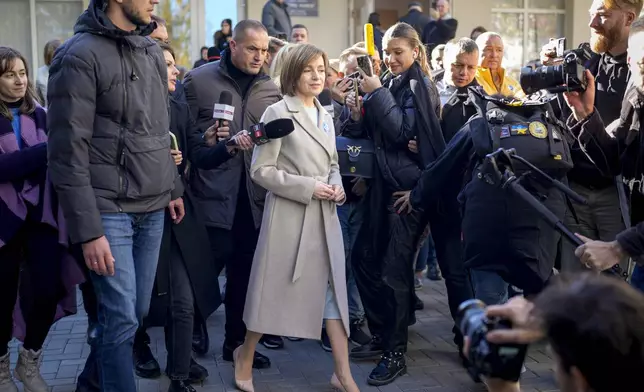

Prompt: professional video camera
[
  {"left": 458, "top": 299, "right": 528, "bottom": 382},
  {"left": 519, "top": 38, "right": 594, "bottom": 95}
]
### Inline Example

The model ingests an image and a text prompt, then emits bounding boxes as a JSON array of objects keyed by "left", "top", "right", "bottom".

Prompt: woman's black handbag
[{"left": 336, "top": 137, "right": 375, "bottom": 178}]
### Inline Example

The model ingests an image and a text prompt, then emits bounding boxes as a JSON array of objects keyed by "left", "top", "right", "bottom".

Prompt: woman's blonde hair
[
  {"left": 382, "top": 22, "right": 431, "bottom": 77},
  {"left": 279, "top": 43, "right": 328, "bottom": 97},
  {"left": 269, "top": 43, "right": 296, "bottom": 88}
]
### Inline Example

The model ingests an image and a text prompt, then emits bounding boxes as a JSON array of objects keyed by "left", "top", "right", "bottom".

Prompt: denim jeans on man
[
  {"left": 337, "top": 202, "right": 364, "bottom": 322},
  {"left": 77, "top": 211, "right": 165, "bottom": 392}
]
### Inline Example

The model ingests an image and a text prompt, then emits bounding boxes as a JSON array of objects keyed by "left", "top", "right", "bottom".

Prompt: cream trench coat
[{"left": 243, "top": 95, "right": 350, "bottom": 339}]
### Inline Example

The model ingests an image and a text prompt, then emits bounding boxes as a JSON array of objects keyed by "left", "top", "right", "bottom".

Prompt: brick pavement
[{"left": 7, "top": 280, "right": 559, "bottom": 392}]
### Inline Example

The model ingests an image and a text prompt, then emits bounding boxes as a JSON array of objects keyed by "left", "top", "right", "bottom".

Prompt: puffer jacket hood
[{"left": 75, "top": 0, "right": 156, "bottom": 38}]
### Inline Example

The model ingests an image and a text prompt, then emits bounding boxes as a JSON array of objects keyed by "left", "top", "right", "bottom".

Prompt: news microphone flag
[{"left": 213, "top": 90, "right": 235, "bottom": 122}]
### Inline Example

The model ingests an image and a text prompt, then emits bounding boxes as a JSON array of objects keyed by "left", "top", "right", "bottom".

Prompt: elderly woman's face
[
  {"left": 296, "top": 55, "right": 326, "bottom": 98},
  {"left": 480, "top": 35, "right": 504, "bottom": 70},
  {"left": 629, "top": 31, "right": 644, "bottom": 89}
]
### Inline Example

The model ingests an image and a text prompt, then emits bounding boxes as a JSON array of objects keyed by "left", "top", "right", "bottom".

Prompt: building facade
[{"left": 0, "top": 0, "right": 599, "bottom": 75}]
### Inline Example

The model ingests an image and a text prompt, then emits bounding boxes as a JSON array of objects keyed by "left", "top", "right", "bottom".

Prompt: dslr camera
[
  {"left": 458, "top": 299, "right": 528, "bottom": 382},
  {"left": 519, "top": 38, "right": 594, "bottom": 95}
]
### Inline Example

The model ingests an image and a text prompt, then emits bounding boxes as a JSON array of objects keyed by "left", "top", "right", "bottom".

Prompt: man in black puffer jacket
[{"left": 47, "top": 1, "right": 184, "bottom": 391}]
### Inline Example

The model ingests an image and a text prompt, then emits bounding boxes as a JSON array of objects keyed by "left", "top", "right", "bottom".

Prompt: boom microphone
[
  {"left": 226, "top": 118, "right": 295, "bottom": 146},
  {"left": 318, "top": 89, "right": 334, "bottom": 118},
  {"left": 213, "top": 90, "right": 234, "bottom": 124}
]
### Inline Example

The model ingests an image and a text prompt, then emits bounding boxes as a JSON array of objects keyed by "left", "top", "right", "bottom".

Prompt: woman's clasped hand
[{"left": 313, "top": 181, "right": 345, "bottom": 202}]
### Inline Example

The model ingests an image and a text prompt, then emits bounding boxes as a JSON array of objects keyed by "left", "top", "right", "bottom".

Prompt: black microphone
[
  {"left": 226, "top": 119, "right": 295, "bottom": 146},
  {"left": 318, "top": 88, "right": 334, "bottom": 118},
  {"left": 212, "top": 90, "right": 234, "bottom": 125}
]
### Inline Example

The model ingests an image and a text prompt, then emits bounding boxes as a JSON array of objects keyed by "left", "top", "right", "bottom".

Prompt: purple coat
[{"left": 0, "top": 106, "right": 85, "bottom": 340}]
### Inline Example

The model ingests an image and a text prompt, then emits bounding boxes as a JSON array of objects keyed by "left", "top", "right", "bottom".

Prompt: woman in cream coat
[{"left": 232, "top": 44, "right": 360, "bottom": 392}]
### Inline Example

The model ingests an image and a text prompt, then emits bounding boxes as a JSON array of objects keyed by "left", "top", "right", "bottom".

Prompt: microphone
[
  {"left": 318, "top": 89, "right": 334, "bottom": 118},
  {"left": 226, "top": 119, "right": 295, "bottom": 146},
  {"left": 212, "top": 90, "right": 234, "bottom": 124}
]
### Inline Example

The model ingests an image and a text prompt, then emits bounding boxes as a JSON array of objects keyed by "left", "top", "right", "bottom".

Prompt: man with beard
[
  {"left": 47, "top": 0, "right": 185, "bottom": 391},
  {"left": 541, "top": 0, "right": 641, "bottom": 274}
]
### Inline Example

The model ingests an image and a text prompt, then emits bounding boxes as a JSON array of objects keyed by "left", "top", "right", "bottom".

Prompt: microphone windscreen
[
  {"left": 219, "top": 90, "right": 233, "bottom": 106},
  {"left": 264, "top": 118, "right": 295, "bottom": 139},
  {"left": 318, "top": 89, "right": 332, "bottom": 106}
]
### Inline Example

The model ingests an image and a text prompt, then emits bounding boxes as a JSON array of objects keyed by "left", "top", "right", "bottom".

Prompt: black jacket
[
  {"left": 147, "top": 95, "right": 222, "bottom": 326},
  {"left": 360, "top": 67, "right": 442, "bottom": 191},
  {"left": 559, "top": 52, "right": 629, "bottom": 188},
  {"left": 440, "top": 84, "right": 479, "bottom": 143},
  {"left": 184, "top": 50, "right": 281, "bottom": 229},
  {"left": 568, "top": 87, "right": 644, "bottom": 261},
  {"left": 422, "top": 17, "right": 458, "bottom": 52},
  {"left": 400, "top": 9, "right": 431, "bottom": 39},
  {"left": 47, "top": 0, "right": 181, "bottom": 244}
]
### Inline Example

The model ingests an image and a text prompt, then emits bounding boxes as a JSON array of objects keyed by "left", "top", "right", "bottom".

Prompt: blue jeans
[
  {"left": 77, "top": 211, "right": 165, "bottom": 392},
  {"left": 632, "top": 264, "right": 644, "bottom": 293},
  {"left": 337, "top": 202, "right": 365, "bottom": 322},
  {"left": 415, "top": 234, "right": 437, "bottom": 273},
  {"left": 469, "top": 269, "right": 509, "bottom": 306}
]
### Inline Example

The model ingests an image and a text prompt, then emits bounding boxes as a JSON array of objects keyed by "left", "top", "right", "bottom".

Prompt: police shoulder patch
[{"left": 529, "top": 121, "right": 548, "bottom": 139}]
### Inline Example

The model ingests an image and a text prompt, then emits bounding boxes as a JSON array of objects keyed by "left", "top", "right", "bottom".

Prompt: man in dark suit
[{"left": 399, "top": 2, "right": 431, "bottom": 39}]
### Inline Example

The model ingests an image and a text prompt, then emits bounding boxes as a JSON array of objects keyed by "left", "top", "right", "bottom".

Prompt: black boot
[
  {"left": 349, "top": 320, "right": 371, "bottom": 346},
  {"left": 221, "top": 340, "right": 271, "bottom": 369},
  {"left": 349, "top": 335, "right": 383, "bottom": 360},
  {"left": 134, "top": 332, "right": 161, "bottom": 379},
  {"left": 188, "top": 358, "right": 209, "bottom": 383},
  {"left": 367, "top": 351, "right": 407, "bottom": 386},
  {"left": 168, "top": 380, "right": 196, "bottom": 392}
]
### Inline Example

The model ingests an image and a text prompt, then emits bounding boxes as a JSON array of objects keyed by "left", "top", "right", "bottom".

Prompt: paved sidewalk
[{"left": 8, "top": 280, "right": 559, "bottom": 391}]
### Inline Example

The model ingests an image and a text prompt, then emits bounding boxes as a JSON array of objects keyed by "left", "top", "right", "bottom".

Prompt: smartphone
[
  {"left": 169, "top": 132, "right": 178, "bottom": 150},
  {"left": 354, "top": 80, "right": 362, "bottom": 111},
  {"left": 356, "top": 55, "right": 373, "bottom": 77}
]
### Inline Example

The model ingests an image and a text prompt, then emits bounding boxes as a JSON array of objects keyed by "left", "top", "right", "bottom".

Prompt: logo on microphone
[{"left": 213, "top": 103, "right": 235, "bottom": 121}]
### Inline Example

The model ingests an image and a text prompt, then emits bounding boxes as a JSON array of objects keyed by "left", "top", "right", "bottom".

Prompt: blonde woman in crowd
[
  {"left": 233, "top": 43, "right": 359, "bottom": 392},
  {"left": 268, "top": 43, "right": 296, "bottom": 88}
]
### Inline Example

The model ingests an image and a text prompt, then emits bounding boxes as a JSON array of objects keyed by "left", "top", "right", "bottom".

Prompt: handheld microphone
[
  {"left": 318, "top": 89, "right": 334, "bottom": 118},
  {"left": 213, "top": 91, "right": 234, "bottom": 124},
  {"left": 364, "top": 23, "right": 376, "bottom": 57},
  {"left": 226, "top": 119, "right": 295, "bottom": 146}
]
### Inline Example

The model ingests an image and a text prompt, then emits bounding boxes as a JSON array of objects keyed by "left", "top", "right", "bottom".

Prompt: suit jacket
[{"left": 243, "top": 95, "right": 349, "bottom": 339}]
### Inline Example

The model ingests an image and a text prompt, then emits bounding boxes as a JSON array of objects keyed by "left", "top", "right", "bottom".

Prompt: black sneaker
[
  {"left": 259, "top": 334, "right": 284, "bottom": 349},
  {"left": 320, "top": 328, "right": 332, "bottom": 352},
  {"left": 349, "top": 320, "right": 371, "bottom": 346},
  {"left": 367, "top": 352, "right": 407, "bottom": 386},
  {"left": 285, "top": 336, "right": 303, "bottom": 342},
  {"left": 414, "top": 294, "right": 424, "bottom": 310},
  {"left": 427, "top": 263, "right": 442, "bottom": 281},
  {"left": 349, "top": 335, "right": 383, "bottom": 360},
  {"left": 134, "top": 341, "right": 161, "bottom": 379}
]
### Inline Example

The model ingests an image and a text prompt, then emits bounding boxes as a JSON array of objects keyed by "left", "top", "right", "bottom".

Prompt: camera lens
[{"left": 519, "top": 65, "right": 565, "bottom": 95}]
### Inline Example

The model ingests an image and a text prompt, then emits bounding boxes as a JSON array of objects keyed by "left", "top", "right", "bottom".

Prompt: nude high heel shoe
[{"left": 233, "top": 347, "right": 254, "bottom": 392}]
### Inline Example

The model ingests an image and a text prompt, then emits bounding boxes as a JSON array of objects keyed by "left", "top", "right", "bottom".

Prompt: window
[
  {"left": 158, "top": 0, "right": 193, "bottom": 68},
  {"left": 0, "top": 0, "right": 81, "bottom": 74},
  {"left": 490, "top": 0, "right": 565, "bottom": 76}
]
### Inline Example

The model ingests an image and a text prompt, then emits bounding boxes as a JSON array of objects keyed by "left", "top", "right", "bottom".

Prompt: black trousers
[
  {"left": 428, "top": 212, "right": 473, "bottom": 347},
  {"left": 0, "top": 222, "right": 64, "bottom": 355},
  {"left": 162, "top": 235, "right": 195, "bottom": 380},
  {"left": 353, "top": 199, "right": 425, "bottom": 353},
  {"left": 207, "top": 193, "right": 258, "bottom": 345}
]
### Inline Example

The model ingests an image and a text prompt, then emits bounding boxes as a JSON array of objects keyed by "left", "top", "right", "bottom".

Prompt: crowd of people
[{"left": 2, "top": 0, "right": 644, "bottom": 392}]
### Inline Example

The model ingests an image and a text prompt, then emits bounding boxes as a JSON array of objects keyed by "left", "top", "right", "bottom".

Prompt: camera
[
  {"left": 458, "top": 299, "right": 528, "bottom": 382},
  {"left": 519, "top": 39, "right": 594, "bottom": 95}
]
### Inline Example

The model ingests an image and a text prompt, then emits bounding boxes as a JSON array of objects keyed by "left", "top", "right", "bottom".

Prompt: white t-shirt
[{"left": 304, "top": 106, "right": 320, "bottom": 132}]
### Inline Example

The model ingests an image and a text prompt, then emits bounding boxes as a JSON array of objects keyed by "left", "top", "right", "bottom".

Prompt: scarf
[{"left": 0, "top": 106, "right": 68, "bottom": 247}]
